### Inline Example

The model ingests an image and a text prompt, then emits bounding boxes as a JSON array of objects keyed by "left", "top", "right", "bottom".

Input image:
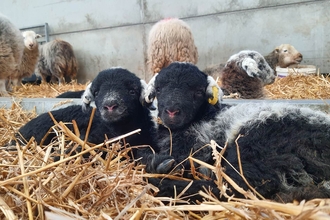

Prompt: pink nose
[
  {"left": 104, "top": 105, "right": 117, "bottom": 111},
  {"left": 166, "top": 109, "right": 179, "bottom": 118}
]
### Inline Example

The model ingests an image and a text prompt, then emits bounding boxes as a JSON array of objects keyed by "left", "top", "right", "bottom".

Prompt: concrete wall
[{"left": 1, "top": 0, "right": 329, "bottom": 83}]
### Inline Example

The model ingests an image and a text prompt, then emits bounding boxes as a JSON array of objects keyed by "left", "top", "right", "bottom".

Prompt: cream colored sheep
[
  {"left": 264, "top": 44, "right": 303, "bottom": 71},
  {"left": 147, "top": 18, "right": 198, "bottom": 75},
  {"left": 10, "top": 31, "right": 41, "bottom": 86},
  {"left": 0, "top": 13, "right": 24, "bottom": 96}
]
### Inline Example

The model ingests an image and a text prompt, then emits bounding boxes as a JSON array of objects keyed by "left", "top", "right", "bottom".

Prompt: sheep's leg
[
  {"left": 0, "top": 79, "right": 10, "bottom": 97},
  {"left": 58, "top": 76, "right": 65, "bottom": 85},
  {"left": 40, "top": 74, "right": 48, "bottom": 84},
  {"left": 50, "top": 75, "right": 57, "bottom": 84},
  {"left": 11, "top": 78, "right": 21, "bottom": 87}
]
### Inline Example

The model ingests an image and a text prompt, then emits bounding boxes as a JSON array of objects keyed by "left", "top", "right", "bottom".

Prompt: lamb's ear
[
  {"left": 140, "top": 79, "right": 156, "bottom": 110},
  {"left": 144, "top": 73, "right": 158, "bottom": 104},
  {"left": 81, "top": 83, "right": 93, "bottom": 112},
  {"left": 206, "top": 76, "right": 223, "bottom": 105}
]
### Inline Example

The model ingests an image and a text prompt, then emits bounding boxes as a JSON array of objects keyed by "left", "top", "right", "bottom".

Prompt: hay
[
  {"left": 4, "top": 74, "right": 330, "bottom": 100},
  {"left": 265, "top": 74, "right": 330, "bottom": 99},
  {"left": 9, "top": 82, "right": 88, "bottom": 98},
  {"left": 1, "top": 103, "right": 330, "bottom": 219}
]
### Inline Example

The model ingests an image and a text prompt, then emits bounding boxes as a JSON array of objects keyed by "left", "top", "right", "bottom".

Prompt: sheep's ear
[
  {"left": 81, "top": 83, "right": 93, "bottom": 112},
  {"left": 274, "top": 48, "right": 280, "bottom": 54},
  {"left": 206, "top": 76, "right": 223, "bottom": 105},
  {"left": 35, "top": 34, "right": 42, "bottom": 39},
  {"left": 144, "top": 73, "right": 158, "bottom": 104},
  {"left": 140, "top": 79, "right": 156, "bottom": 110}
]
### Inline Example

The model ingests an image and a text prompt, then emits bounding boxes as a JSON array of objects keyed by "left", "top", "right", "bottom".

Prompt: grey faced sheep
[
  {"left": 0, "top": 13, "right": 24, "bottom": 96},
  {"left": 15, "top": 68, "right": 157, "bottom": 161},
  {"left": 147, "top": 18, "right": 198, "bottom": 75},
  {"left": 144, "top": 62, "right": 330, "bottom": 203},
  {"left": 10, "top": 31, "right": 41, "bottom": 86},
  {"left": 220, "top": 50, "right": 276, "bottom": 99},
  {"left": 264, "top": 44, "right": 303, "bottom": 72},
  {"left": 36, "top": 39, "right": 78, "bottom": 84},
  {"left": 204, "top": 44, "right": 302, "bottom": 79}
]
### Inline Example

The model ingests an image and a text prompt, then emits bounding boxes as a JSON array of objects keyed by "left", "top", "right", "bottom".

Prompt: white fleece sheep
[
  {"left": 10, "top": 31, "right": 41, "bottom": 86},
  {"left": 0, "top": 13, "right": 24, "bottom": 96},
  {"left": 147, "top": 18, "right": 198, "bottom": 75}
]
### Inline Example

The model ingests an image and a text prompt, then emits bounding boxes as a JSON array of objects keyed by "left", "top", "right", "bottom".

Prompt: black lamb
[
  {"left": 145, "top": 62, "right": 330, "bottom": 203},
  {"left": 16, "top": 68, "right": 157, "bottom": 161},
  {"left": 56, "top": 90, "right": 85, "bottom": 98}
]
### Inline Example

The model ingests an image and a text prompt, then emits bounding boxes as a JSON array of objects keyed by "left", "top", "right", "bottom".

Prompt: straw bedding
[{"left": 1, "top": 75, "right": 330, "bottom": 219}]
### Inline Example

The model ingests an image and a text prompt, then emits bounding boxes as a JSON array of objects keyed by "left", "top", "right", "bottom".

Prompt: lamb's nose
[
  {"left": 166, "top": 109, "right": 179, "bottom": 118},
  {"left": 104, "top": 104, "right": 118, "bottom": 112}
]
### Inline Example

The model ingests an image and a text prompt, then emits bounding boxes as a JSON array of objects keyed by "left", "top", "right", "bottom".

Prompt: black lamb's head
[
  {"left": 145, "top": 62, "right": 222, "bottom": 129},
  {"left": 82, "top": 68, "right": 147, "bottom": 123}
]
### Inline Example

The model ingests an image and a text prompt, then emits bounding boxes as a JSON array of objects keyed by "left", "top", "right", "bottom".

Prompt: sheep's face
[
  {"left": 276, "top": 44, "right": 303, "bottom": 68},
  {"left": 232, "top": 50, "right": 276, "bottom": 86},
  {"left": 154, "top": 63, "right": 209, "bottom": 129},
  {"left": 22, "top": 31, "right": 41, "bottom": 50},
  {"left": 88, "top": 68, "right": 144, "bottom": 123}
]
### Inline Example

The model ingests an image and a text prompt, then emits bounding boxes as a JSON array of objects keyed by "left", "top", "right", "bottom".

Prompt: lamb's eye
[
  {"left": 129, "top": 90, "right": 136, "bottom": 95},
  {"left": 195, "top": 90, "right": 203, "bottom": 96},
  {"left": 156, "top": 87, "right": 160, "bottom": 93},
  {"left": 283, "top": 49, "right": 288, "bottom": 52},
  {"left": 258, "top": 64, "right": 264, "bottom": 70},
  {"left": 94, "top": 91, "right": 99, "bottom": 97}
]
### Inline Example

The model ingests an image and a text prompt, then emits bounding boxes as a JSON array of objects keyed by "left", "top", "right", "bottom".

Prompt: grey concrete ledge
[{"left": 1, "top": 98, "right": 330, "bottom": 114}]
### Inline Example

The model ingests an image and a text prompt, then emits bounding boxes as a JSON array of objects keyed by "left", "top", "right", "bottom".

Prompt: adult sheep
[
  {"left": 0, "top": 13, "right": 24, "bottom": 96},
  {"left": 144, "top": 62, "right": 330, "bottom": 203},
  {"left": 220, "top": 50, "right": 276, "bottom": 99},
  {"left": 36, "top": 39, "right": 78, "bottom": 84},
  {"left": 264, "top": 44, "right": 303, "bottom": 72},
  {"left": 147, "top": 18, "right": 198, "bottom": 75},
  {"left": 10, "top": 31, "right": 41, "bottom": 86},
  {"left": 16, "top": 68, "right": 157, "bottom": 161}
]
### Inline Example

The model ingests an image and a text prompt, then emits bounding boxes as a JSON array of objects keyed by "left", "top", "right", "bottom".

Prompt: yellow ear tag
[{"left": 208, "top": 86, "right": 219, "bottom": 105}]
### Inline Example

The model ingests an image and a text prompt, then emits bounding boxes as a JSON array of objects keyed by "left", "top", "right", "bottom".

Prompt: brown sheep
[
  {"left": 264, "top": 44, "right": 303, "bottom": 74},
  {"left": 147, "top": 18, "right": 198, "bottom": 75},
  {"left": 220, "top": 50, "right": 275, "bottom": 99},
  {"left": 10, "top": 31, "right": 41, "bottom": 86},
  {"left": 36, "top": 39, "right": 78, "bottom": 84},
  {"left": 203, "top": 63, "right": 225, "bottom": 80}
]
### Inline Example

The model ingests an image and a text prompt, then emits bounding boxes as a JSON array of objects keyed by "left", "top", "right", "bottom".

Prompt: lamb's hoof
[
  {"left": 156, "top": 159, "right": 176, "bottom": 174},
  {"left": 199, "top": 166, "right": 213, "bottom": 179}
]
